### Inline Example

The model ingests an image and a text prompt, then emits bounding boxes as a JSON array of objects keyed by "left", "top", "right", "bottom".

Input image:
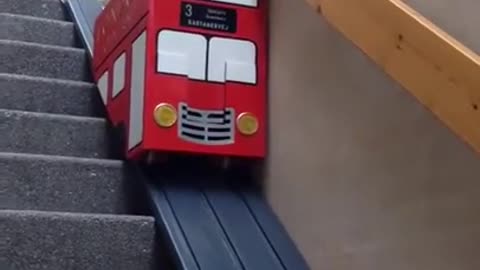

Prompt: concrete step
[
  {"left": 0, "top": 0, "right": 68, "bottom": 21},
  {"left": 0, "top": 109, "right": 110, "bottom": 159},
  {"left": 0, "top": 13, "right": 78, "bottom": 47},
  {"left": 0, "top": 39, "right": 90, "bottom": 82},
  {"left": 0, "top": 152, "right": 143, "bottom": 214},
  {"left": 2, "top": 210, "right": 157, "bottom": 270},
  {"left": 0, "top": 73, "right": 103, "bottom": 117}
]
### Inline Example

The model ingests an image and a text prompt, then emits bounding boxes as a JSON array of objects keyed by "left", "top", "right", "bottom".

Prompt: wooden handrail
[{"left": 307, "top": 0, "right": 480, "bottom": 154}]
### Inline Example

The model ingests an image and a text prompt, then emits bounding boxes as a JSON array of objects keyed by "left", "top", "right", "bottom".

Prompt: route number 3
[{"left": 184, "top": 4, "right": 193, "bottom": 17}]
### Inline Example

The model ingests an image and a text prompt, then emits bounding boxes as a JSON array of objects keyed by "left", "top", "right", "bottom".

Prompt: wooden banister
[{"left": 307, "top": 0, "right": 480, "bottom": 154}]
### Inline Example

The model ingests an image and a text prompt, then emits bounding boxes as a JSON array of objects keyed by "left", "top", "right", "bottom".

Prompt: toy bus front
[{"left": 142, "top": 0, "right": 268, "bottom": 159}]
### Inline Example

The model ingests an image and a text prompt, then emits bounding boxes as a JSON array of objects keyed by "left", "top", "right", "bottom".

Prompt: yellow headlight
[
  {"left": 236, "top": 112, "right": 259, "bottom": 135},
  {"left": 153, "top": 103, "right": 177, "bottom": 128}
]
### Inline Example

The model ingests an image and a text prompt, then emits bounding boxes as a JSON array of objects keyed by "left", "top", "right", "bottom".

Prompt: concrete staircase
[{"left": 1, "top": 0, "right": 158, "bottom": 269}]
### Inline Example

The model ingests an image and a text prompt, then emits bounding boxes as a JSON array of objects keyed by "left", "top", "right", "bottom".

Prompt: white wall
[{"left": 266, "top": 0, "right": 480, "bottom": 269}]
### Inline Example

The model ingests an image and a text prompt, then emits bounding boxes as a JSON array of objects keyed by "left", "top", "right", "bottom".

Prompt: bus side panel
[
  {"left": 92, "top": 16, "right": 149, "bottom": 161},
  {"left": 92, "top": 0, "right": 149, "bottom": 72},
  {"left": 109, "top": 17, "right": 149, "bottom": 160}
]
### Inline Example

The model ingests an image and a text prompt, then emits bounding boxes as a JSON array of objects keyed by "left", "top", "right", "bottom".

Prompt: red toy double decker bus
[{"left": 92, "top": 0, "right": 268, "bottom": 161}]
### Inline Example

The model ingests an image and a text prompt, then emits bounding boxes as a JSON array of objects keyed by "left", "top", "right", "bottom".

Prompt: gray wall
[{"left": 265, "top": 0, "right": 480, "bottom": 269}]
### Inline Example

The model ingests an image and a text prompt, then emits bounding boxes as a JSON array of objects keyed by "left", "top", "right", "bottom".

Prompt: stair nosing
[
  {"left": 0, "top": 12, "right": 74, "bottom": 26},
  {"left": 0, "top": 73, "right": 95, "bottom": 87},
  {"left": 0, "top": 108, "right": 105, "bottom": 122},
  {"left": 0, "top": 209, "right": 155, "bottom": 222},
  {"left": 0, "top": 38, "right": 86, "bottom": 53},
  {"left": 0, "top": 151, "right": 122, "bottom": 165}
]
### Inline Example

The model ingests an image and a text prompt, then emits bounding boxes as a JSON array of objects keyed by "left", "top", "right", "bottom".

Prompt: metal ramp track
[
  {"left": 135, "top": 163, "right": 309, "bottom": 270},
  {"left": 63, "top": 0, "right": 310, "bottom": 269}
]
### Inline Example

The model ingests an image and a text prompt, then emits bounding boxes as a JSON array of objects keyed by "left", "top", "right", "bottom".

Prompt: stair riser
[
  {"left": 0, "top": 0, "right": 68, "bottom": 21},
  {"left": 0, "top": 40, "right": 91, "bottom": 82},
  {"left": 0, "top": 13, "right": 78, "bottom": 47},
  {"left": 0, "top": 110, "right": 110, "bottom": 159},
  {"left": 0, "top": 74, "right": 103, "bottom": 117},
  {"left": 0, "top": 154, "right": 140, "bottom": 214},
  {"left": 2, "top": 210, "right": 156, "bottom": 270}
]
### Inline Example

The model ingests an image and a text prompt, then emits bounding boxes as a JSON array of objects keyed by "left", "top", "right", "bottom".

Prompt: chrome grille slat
[
  {"left": 179, "top": 128, "right": 232, "bottom": 137},
  {"left": 181, "top": 119, "right": 232, "bottom": 129},
  {"left": 181, "top": 115, "right": 231, "bottom": 124},
  {"left": 178, "top": 102, "right": 235, "bottom": 145}
]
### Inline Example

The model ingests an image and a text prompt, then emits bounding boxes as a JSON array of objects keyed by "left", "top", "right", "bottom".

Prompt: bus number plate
[{"left": 180, "top": 2, "right": 237, "bottom": 33}]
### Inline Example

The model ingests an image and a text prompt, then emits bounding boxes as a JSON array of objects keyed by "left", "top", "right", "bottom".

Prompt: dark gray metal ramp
[
  {"left": 240, "top": 191, "right": 310, "bottom": 270},
  {"left": 135, "top": 164, "right": 310, "bottom": 270},
  {"left": 62, "top": 0, "right": 101, "bottom": 56}
]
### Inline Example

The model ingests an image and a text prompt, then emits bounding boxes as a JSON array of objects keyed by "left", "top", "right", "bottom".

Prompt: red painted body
[{"left": 92, "top": 0, "right": 268, "bottom": 160}]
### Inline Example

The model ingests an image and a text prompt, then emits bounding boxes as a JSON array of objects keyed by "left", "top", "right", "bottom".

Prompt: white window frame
[
  {"left": 128, "top": 31, "right": 147, "bottom": 150},
  {"left": 112, "top": 52, "right": 126, "bottom": 98},
  {"left": 97, "top": 71, "right": 109, "bottom": 105}
]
